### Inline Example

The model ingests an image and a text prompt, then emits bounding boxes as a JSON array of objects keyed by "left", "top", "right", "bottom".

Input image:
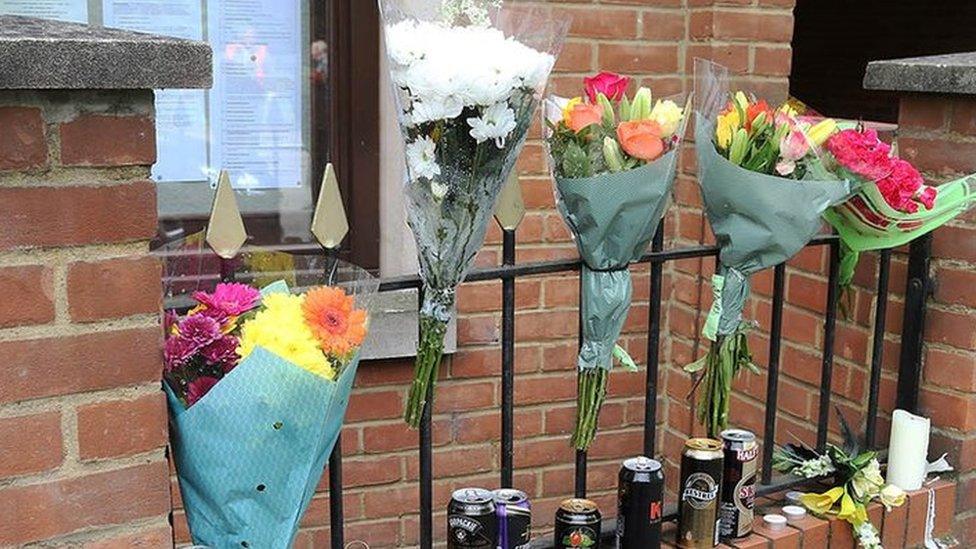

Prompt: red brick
[
  {"left": 785, "top": 514, "right": 828, "bottom": 546},
  {"left": 931, "top": 479, "right": 956, "bottom": 535},
  {"left": 0, "top": 265, "right": 54, "bottom": 327},
  {"left": 927, "top": 308, "right": 976, "bottom": 350},
  {"left": 345, "top": 389, "right": 404, "bottom": 422},
  {"left": 642, "top": 11, "right": 686, "bottom": 40},
  {"left": 432, "top": 380, "right": 495, "bottom": 413},
  {"left": 0, "top": 328, "right": 162, "bottom": 404},
  {"left": 68, "top": 256, "right": 161, "bottom": 321},
  {"left": 753, "top": 46, "right": 792, "bottom": 77},
  {"left": 753, "top": 518, "right": 800, "bottom": 549},
  {"left": 0, "top": 106, "right": 47, "bottom": 171},
  {"left": 727, "top": 533, "right": 769, "bottom": 548},
  {"left": 900, "top": 95, "right": 949, "bottom": 131},
  {"left": 0, "top": 182, "right": 157, "bottom": 250},
  {"left": 80, "top": 525, "right": 173, "bottom": 548},
  {"left": 0, "top": 411, "right": 62, "bottom": 478},
  {"left": 554, "top": 41, "right": 593, "bottom": 73},
  {"left": 932, "top": 223, "right": 976, "bottom": 263},
  {"left": 949, "top": 96, "right": 976, "bottom": 134},
  {"left": 924, "top": 347, "right": 976, "bottom": 392},
  {"left": 712, "top": 11, "right": 793, "bottom": 42},
  {"left": 77, "top": 391, "right": 167, "bottom": 460},
  {"left": 0, "top": 461, "right": 169, "bottom": 545},
  {"left": 904, "top": 487, "right": 929, "bottom": 546},
  {"left": 564, "top": 7, "right": 640, "bottom": 39},
  {"left": 934, "top": 264, "right": 976, "bottom": 309},
  {"left": 900, "top": 136, "right": 976, "bottom": 177},
  {"left": 881, "top": 498, "right": 908, "bottom": 548},
  {"left": 598, "top": 44, "right": 679, "bottom": 74},
  {"left": 59, "top": 114, "right": 155, "bottom": 167}
]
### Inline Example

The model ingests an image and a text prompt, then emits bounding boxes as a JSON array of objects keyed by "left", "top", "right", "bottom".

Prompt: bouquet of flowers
[
  {"left": 545, "top": 72, "right": 688, "bottom": 449},
  {"left": 163, "top": 254, "right": 377, "bottom": 547},
  {"left": 821, "top": 126, "right": 976, "bottom": 294},
  {"left": 379, "top": 0, "right": 569, "bottom": 427},
  {"left": 686, "top": 59, "right": 851, "bottom": 437},
  {"left": 773, "top": 412, "right": 906, "bottom": 549}
]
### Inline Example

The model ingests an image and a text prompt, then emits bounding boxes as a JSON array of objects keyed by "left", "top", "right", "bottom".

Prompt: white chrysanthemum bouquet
[{"left": 380, "top": 0, "right": 569, "bottom": 427}]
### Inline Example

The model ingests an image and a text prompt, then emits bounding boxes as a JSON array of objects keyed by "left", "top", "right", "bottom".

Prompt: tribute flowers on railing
[
  {"left": 545, "top": 72, "right": 688, "bottom": 449},
  {"left": 379, "top": 0, "right": 569, "bottom": 428},
  {"left": 164, "top": 256, "right": 377, "bottom": 548},
  {"left": 773, "top": 412, "right": 906, "bottom": 549},
  {"left": 821, "top": 126, "right": 976, "bottom": 297},
  {"left": 687, "top": 59, "right": 851, "bottom": 437}
]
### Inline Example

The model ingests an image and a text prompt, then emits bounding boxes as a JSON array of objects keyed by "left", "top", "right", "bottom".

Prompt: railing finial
[
  {"left": 205, "top": 170, "right": 247, "bottom": 259},
  {"left": 311, "top": 162, "right": 349, "bottom": 250},
  {"left": 494, "top": 170, "right": 525, "bottom": 231}
]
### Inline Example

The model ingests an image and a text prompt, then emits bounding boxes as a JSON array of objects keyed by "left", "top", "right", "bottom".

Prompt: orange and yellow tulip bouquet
[{"left": 544, "top": 72, "right": 690, "bottom": 449}]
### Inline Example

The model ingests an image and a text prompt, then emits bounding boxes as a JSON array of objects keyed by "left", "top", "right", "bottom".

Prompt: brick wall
[
  {"left": 0, "top": 90, "right": 171, "bottom": 547},
  {"left": 895, "top": 93, "right": 976, "bottom": 545}
]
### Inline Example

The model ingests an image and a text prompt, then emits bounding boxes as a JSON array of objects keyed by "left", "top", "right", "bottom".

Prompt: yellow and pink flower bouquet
[{"left": 162, "top": 254, "right": 377, "bottom": 547}]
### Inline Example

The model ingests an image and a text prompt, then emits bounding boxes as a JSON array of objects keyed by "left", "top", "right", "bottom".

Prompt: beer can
[
  {"left": 554, "top": 498, "right": 601, "bottom": 549},
  {"left": 493, "top": 488, "right": 531, "bottom": 549},
  {"left": 616, "top": 456, "right": 664, "bottom": 549},
  {"left": 677, "top": 438, "right": 723, "bottom": 548},
  {"left": 718, "top": 429, "right": 759, "bottom": 540},
  {"left": 448, "top": 488, "right": 497, "bottom": 549}
]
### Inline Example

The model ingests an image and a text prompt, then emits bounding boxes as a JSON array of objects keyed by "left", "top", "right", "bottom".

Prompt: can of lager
[
  {"left": 448, "top": 488, "right": 497, "bottom": 549},
  {"left": 677, "top": 438, "right": 723, "bottom": 548},
  {"left": 616, "top": 456, "right": 664, "bottom": 549},
  {"left": 493, "top": 488, "right": 531, "bottom": 549},
  {"left": 719, "top": 429, "right": 759, "bottom": 540},
  {"left": 554, "top": 498, "right": 601, "bottom": 549}
]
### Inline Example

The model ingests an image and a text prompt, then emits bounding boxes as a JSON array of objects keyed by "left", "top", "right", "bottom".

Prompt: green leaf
[
  {"left": 613, "top": 344, "right": 639, "bottom": 372},
  {"left": 597, "top": 92, "right": 615, "bottom": 127},
  {"left": 619, "top": 95, "right": 632, "bottom": 122},
  {"left": 683, "top": 355, "right": 708, "bottom": 373}
]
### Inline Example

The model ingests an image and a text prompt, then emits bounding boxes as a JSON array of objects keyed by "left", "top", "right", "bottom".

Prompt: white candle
[{"left": 886, "top": 409, "right": 930, "bottom": 490}]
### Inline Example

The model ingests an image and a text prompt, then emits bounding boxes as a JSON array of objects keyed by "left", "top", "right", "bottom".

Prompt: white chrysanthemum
[
  {"left": 467, "top": 102, "right": 517, "bottom": 147},
  {"left": 384, "top": 20, "right": 555, "bottom": 126},
  {"left": 405, "top": 136, "right": 440, "bottom": 181},
  {"left": 796, "top": 454, "right": 836, "bottom": 478}
]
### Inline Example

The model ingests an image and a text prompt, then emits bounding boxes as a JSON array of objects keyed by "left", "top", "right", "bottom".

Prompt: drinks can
[
  {"left": 493, "top": 488, "right": 531, "bottom": 549},
  {"left": 677, "top": 438, "right": 723, "bottom": 548},
  {"left": 718, "top": 429, "right": 758, "bottom": 540},
  {"left": 448, "top": 488, "right": 497, "bottom": 549},
  {"left": 554, "top": 498, "right": 601, "bottom": 549},
  {"left": 615, "top": 456, "right": 664, "bottom": 549}
]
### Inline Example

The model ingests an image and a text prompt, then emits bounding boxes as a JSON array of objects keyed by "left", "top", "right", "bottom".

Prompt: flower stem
[
  {"left": 572, "top": 368, "right": 608, "bottom": 450},
  {"left": 404, "top": 313, "right": 448, "bottom": 428}
]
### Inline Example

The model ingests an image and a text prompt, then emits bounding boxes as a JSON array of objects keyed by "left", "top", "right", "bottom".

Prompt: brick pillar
[
  {"left": 0, "top": 16, "right": 210, "bottom": 547},
  {"left": 865, "top": 53, "right": 976, "bottom": 545}
]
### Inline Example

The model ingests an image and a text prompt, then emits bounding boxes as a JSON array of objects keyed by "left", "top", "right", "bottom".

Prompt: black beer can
[
  {"left": 448, "top": 488, "right": 497, "bottom": 549},
  {"left": 554, "top": 498, "right": 601, "bottom": 549},
  {"left": 493, "top": 488, "right": 531, "bottom": 549},
  {"left": 616, "top": 456, "right": 664, "bottom": 549},
  {"left": 718, "top": 429, "right": 758, "bottom": 541},
  {"left": 677, "top": 438, "right": 723, "bottom": 548}
]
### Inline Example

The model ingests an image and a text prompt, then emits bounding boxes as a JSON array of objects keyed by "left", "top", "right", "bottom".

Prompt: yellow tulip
[
  {"left": 716, "top": 110, "right": 740, "bottom": 150},
  {"left": 806, "top": 118, "right": 838, "bottom": 147},
  {"left": 800, "top": 486, "right": 845, "bottom": 515}
]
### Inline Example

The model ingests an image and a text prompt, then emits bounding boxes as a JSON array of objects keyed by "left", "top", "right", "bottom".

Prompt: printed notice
[
  {"left": 0, "top": 0, "right": 87, "bottom": 22},
  {"left": 103, "top": 0, "right": 209, "bottom": 183},
  {"left": 208, "top": 0, "right": 305, "bottom": 189}
]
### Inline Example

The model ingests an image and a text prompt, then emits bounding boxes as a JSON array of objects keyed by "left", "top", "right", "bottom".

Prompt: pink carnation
[
  {"left": 177, "top": 314, "right": 222, "bottom": 349},
  {"left": 877, "top": 158, "right": 924, "bottom": 213},
  {"left": 917, "top": 186, "right": 937, "bottom": 210},
  {"left": 163, "top": 336, "right": 196, "bottom": 372},
  {"left": 193, "top": 283, "right": 261, "bottom": 318},
  {"left": 826, "top": 129, "right": 893, "bottom": 181},
  {"left": 186, "top": 376, "right": 220, "bottom": 406}
]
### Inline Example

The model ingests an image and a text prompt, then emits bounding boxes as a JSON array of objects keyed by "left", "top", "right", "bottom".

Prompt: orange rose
[
  {"left": 565, "top": 102, "right": 604, "bottom": 133},
  {"left": 616, "top": 120, "right": 664, "bottom": 161}
]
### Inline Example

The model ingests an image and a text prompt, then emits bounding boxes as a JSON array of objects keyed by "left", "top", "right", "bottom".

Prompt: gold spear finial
[
  {"left": 310, "top": 163, "right": 349, "bottom": 249},
  {"left": 205, "top": 170, "right": 247, "bottom": 259}
]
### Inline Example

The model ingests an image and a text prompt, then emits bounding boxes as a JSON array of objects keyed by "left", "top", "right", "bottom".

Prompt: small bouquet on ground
[
  {"left": 545, "top": 72, "right": 689, "bottom": 449},
  {"left": 379, "top": 0, "right": 569, "bottom": 428},
  {"left": 773, "top": 412, "right": 906, "bottom": 549},
  {"left": 163, "top": 255, "right": 377, "bottom": 547},
  {"left": 686, "top": 59, "right": 850, "bottom": 437},
  {"left": 821, "top": 126, "right": 976, "bottom": 297}
]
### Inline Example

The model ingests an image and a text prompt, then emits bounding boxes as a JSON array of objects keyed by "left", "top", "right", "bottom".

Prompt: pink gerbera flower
[
  {"left": 186, "top": 376, "right": 220, "bottom": 406},
  {"left": 192, "top": 283, "right": 261, "bottom": 318}
]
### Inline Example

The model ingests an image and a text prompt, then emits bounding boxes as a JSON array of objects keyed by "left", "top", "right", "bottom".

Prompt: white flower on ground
[
  {"left": 467, "top": 102, "right": 517, "bottom": 148},
  {"left": 430, "top": 180, "right": 449, "bottom": 200},
  {"left": 855, "top": 522, "right": 881, "bottom": 549},
  {"left": 406, "top": 136, "right": 441, "bottom": 181}
]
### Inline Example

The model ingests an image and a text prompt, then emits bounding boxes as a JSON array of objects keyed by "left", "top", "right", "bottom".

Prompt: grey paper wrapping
[
  {"left": 694, "top": 116, "right": 851, "bottom": 337},
  {"left": 555, "top": 148, "right": 678, "bottom": 371}
]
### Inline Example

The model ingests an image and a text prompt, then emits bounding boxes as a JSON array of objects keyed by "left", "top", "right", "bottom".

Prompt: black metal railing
[{"left": 319, "top": 222, "right": 931, "bottom": 549}]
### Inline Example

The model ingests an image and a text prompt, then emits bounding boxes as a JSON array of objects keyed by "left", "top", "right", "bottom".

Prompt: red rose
[{"left": 583, "top": 71, "right": 630, "bottom": 103}]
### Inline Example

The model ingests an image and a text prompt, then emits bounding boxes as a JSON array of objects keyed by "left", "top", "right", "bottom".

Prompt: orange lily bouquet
[
  {"left": 544, "top": 72, "right": 688, "bottom": 449},
  {"left": 547, "top": 72, "right": 685, "bottom": 178}
]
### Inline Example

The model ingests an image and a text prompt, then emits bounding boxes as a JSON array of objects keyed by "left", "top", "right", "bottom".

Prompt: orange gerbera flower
[{"left": 302, "top": 287, "right": 367, "bottom": 356}]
